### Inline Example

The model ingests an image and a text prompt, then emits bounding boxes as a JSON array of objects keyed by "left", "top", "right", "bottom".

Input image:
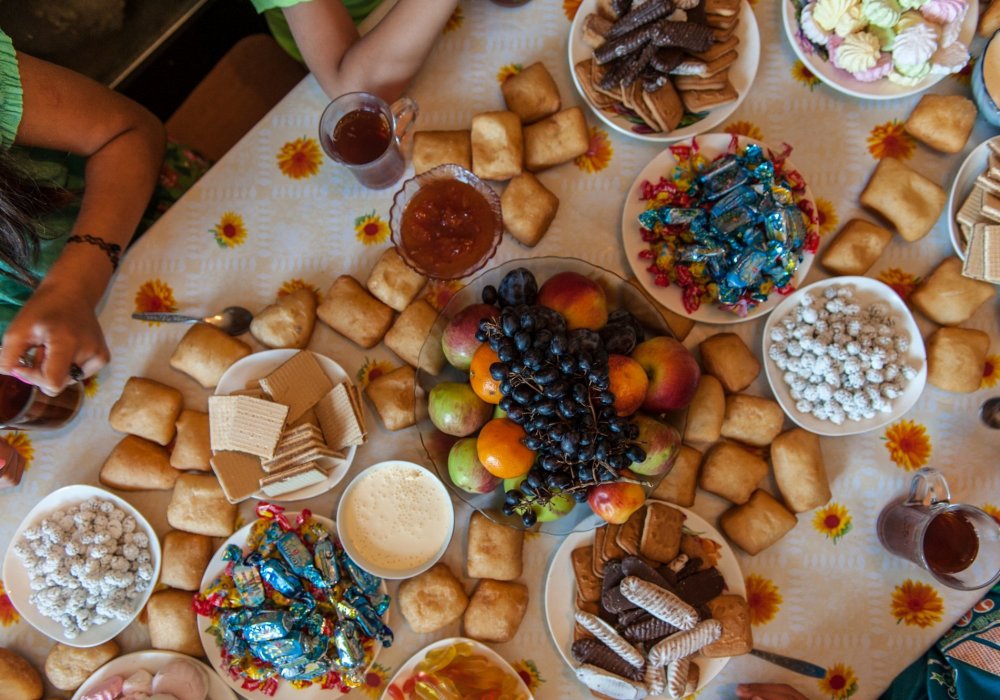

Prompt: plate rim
[
  {"left": 760, "top": 275, "right": 928, "bottom": 437},
  {"left": 947, "top": 138, "right": 996, "bottom": 260},
  {"left": 621, "top": 133, "right": 818, "bottom": 324},
  {"left": 197, "top": 513, "right": 389, "bottom": 700},
  {"left": 542, "top": 505, "right": 746, "bottom": 696},
  {"left": 70, "top": 650, "right": 236, "bottom": 700},
  {"left": 566, "top": 0, "right": 761, "bottom": 143},
  {"left": 1, "top": 484, "right": 161, "bottom": 648},
  {"left": 214, "top": 348, "right": 357, "bottom": 501},
  {"left": 780, "top": 0, "right": 978, "bottom": 101},
  {"left": 379, "top": 636, "right": 534, "bottom": 700}
]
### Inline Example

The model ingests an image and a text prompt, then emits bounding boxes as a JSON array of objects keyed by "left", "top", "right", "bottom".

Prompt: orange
[
  {"left": 469, "top": 342, "right": 502, "bottom": 404},
  {"left": 476, "top": 418, "right": 536, "bottom": 479}
]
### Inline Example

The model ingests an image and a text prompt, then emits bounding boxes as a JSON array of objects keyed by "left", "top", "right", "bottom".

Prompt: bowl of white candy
[{"left": 762, "top": 276, "right": 927, "bottom": 437}]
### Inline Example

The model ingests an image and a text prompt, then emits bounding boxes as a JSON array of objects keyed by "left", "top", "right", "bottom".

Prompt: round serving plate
[
  {"left": 567, "top": 0, "right": 760, "bottom": 143},
  {"left": 198, "top": 514, "right": 389, "bottom": 700},
  {"left": 71, "top": 651, "right": 236, "bottom": 700},
  {"left": 762, "top": 276, "right": 927, "bottom": 437},
  {"left": 214, "top": 349, "right": 356, "bottom": 501},
  {"left": 948, "top": 137, "right": 997, "bottom": 260},
  {"left": 2, "top": 484, "right": 161, "bottom": 647},
  {"left": 414, "top": 256, "right": 673, "bottom": 536},
  {"left": 543, "top": 507, "right": 746, "bottom": 697},
  {"left": 781, "top": 0, "right": 977, "bottom": 101},
  {"left": 622, "top": 133, "right": 818, "bottom": 324}
]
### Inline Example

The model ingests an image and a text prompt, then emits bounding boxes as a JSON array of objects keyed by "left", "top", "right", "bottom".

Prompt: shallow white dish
[
  {"left": 567, "top": 0, "right": 760, "bottom": 143},
  {"left": 336, "top": 460, "right": 455, "bottom": 580},
  {"left": 543, "top": 507, "right": 745, "bottom": 697},
  {"left": 71, "top": 651, "right": 236, "bottom": 700},
  {"left": 2, "top": 484, "right": 160, "bottom": 647},
  {"left": 380, "top": 637, "right": 533, "bottom": 699},
  {"left": 948, "top": 138, "right": 996, "bottom": 260},
  {"left": 781, "top": 0, "right": 977, "bottom": 101},
  {"left": 622, "top": 134, "right": 818, "bottom": 324},
  {"left": 215, "top": 349, "right": 356, "bottom": 501},
  {"left": 198, "top": 513, "right": 389, "bottom": 700},
  {"left": 762, "top": 276, "right": 927, "bottom": 437}
]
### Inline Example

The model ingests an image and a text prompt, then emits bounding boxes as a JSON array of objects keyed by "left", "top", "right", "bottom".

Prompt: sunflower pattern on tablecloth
[
  {"left": 444, "top": 6, "right": 463, "bottom": 33},
  {"left": 213, "top": 211, "right": 248, "bottom": 248},
  {"left": 575, "top": 126, "right": 613, "bottom": 174},
  {"left": 278, "top": 278, "right": 321, "bottom": 305},
  {"left": 891, "top": 579, "right": 944, "bottom": 628},
  {"left": 791, "top": 60, "right": 821, "bottom": 89},
  {"left": 82, "top": 375, "right": 100, "bottom": 398},
  {"left": 813, "top": 502, "right": 852, "bottom": 543},
  {"left": 982, "top": 355, "right": 1000, "bottom": 389},
  {"left": 981, "top": 503, "right": 1000, "bottom": 526},
  {"left": 134, "top": 279, "right": 178, "bottom": 319},
  {"left": 877, "top": 268, "right": 921, "bottom": 303},
  {"left": 0, "top": 580, "right": 18, "bottom": 626},
  {"left": 867, "top": 121, "right": 915, "bottom": 161},
  {"left": 815, "top": 198, "right": 838, "bottom": 237},
  {"left": 3, "top": 432, "right": 33, "bottom": 471},
  {"left": 497, "top": 64, "right": 523, "bottom": 84},
  {"left": 563, "top": 0, "right": 582, "bottom": 20},
  {"left": 883, "top": 420, "right": 932, "bottom": 471},
  {"left": 818, "top": 663, "right": 859, "bottom": 699},
  {"left": 511, "top": 659, "right": 545, "bottom": 691},
  {"left": 424, "top": 279, "right": 463, "bottom": 311},
  {"left": 357, "top": 357, "right": 396, "bottom": 390},
  {"left": 277, "top": 137, "right": 323, "bottom": 180},
  {"left": 355, "top": 211, "right": 390, "bottom": 246},
  {"left": 724, "top": 120, "right": 765, "bottom": 141},
  {"left": 745, "top": 574, "right": 782, "bottom": 626},
  {"left": 358, "top": 663, "right": 391, "bottom": 698}
]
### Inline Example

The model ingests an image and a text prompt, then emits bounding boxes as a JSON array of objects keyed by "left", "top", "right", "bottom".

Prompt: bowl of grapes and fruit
[{"left": 416, "top": 257, "right": 699, "bottom": 535}]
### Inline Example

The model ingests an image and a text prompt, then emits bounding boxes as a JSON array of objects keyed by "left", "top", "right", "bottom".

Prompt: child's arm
[{"left": 283, "top": 0, "right": 459, "bottom": 101}]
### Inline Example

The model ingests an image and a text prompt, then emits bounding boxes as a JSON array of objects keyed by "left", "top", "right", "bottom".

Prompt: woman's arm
[
  {"left": 283, "top": 0, "right": 459, "bottom": 102},
  {"left": 0, "top": 51, "right": 166, "bottom": 394}
]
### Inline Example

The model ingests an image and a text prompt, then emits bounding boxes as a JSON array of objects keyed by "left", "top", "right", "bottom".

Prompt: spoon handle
[
  {"left": 749, "top": 649, "right": 827, "bottom": 678},
  {"left": 131, "top": 312, "right": 199, "bottom": 323}
]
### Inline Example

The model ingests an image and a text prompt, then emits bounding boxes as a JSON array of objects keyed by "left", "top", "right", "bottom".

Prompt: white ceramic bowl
[
  {"left": 762, "top": 276, "right": 927, "bottom": 437},
  {"left": 336, "top": 460, "right": 454, "bottom": 580},
  {"left": 948, "top": 138, "right": 996, "bottom": 259},
  {"left": 2, "top": 484, "right": 161, "bottom": 647}
]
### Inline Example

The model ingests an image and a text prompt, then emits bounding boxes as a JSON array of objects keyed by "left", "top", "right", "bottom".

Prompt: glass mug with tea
[
  {"left": 0, "top": 374, "right": 83, "bottom": 432},
  {"left": 877, "top": 467, "right": 1000, "bottom": 590},
  {"left": 319, "top": 92, "right": 418, "bottom": 190}
]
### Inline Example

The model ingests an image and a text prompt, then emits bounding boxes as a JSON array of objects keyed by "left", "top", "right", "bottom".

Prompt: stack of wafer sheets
[
  {"left": 208, "top": 351, "right": 366, "bottom": 501},
  {"left": 957, "top": 139, "right": 1000, "bottom": 283}
]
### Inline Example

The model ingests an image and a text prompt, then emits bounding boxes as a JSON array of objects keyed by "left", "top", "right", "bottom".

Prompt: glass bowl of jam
[{"left": 390, "top": 164, "right": 503, "bottom": 280}]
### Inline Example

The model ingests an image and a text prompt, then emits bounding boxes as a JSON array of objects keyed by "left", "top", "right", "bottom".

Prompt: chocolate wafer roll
[
  {"left": 675, "top": 568, "right": 725, "bottom": 607},
  {"left": 607, "top": 0, "right": 674, "bottom": 40},
  {"left": 572, "top": 640, "right": 645, "bottom": 682},
  {"left": 650, "top": 47, "right": 684, "bottom": 73},
  {"left": 576, "top": 664, "right": 649, "bottom": 699},
  {"left": 612, "top": 0, "right": 634, "bottom": 18},
  {"left": 603, "top": 579, "right": 639, "bottom": 613},
  {"left": 648, "top": 620, "right": 723, "bottom": 667},
  {"left": 653, "top": 21, "right": 714, "bottom": 52},
  {"left": 604, "top": 559, "right": 627, "bottom": 592},
  {"left": 645, "top": 661, "right": 666, "bottom": 696},
  {"left": 575, "top": 611, "right": 646, "bottom": 669},
  {"left": 667, "top": 657, "right": 691, "bottom": 698},
  {"left": 620, "top": 576, "right": 699, "bottom": 630},
  {"left": 667, "top": 553, "right": 689, "bottom": 573},
  {"left": 618, "top": 607, "right": 652, "bottom": 628},
  {"left": 641, "top": 68, "right": 670, "bottom": 92},
  {"left": 594, "top": 23, "right": 660, "bottom": 64},
  {"left": 621, "top": 42, "right": 658, "bottom": 88},
  {"left": 623, "top": 616, "right": 678, "bottom": 642}
]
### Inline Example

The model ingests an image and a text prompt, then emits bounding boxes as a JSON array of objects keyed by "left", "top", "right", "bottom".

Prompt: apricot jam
[{"left": 399, "top": 178, "right": 498, "bottom": 278}]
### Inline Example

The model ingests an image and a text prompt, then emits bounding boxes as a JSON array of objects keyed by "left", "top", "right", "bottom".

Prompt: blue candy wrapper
[
  {"left": 245, "top": 610, "right": 295, "bottom": 642},
  {"left": 233, "top": 565, "right": 266, "bottom": 607},
  {"left": 333, "top": 620, "right": 365, "bottom": 669},
  {"left": 313, "top": 538, "right": 339, "bottom": 586},
  {"left": 259, "top": 558, "right": 300, "bottom": 597},
  {"left": 277, "top": 532, "right": 312, "bottom": 574}
]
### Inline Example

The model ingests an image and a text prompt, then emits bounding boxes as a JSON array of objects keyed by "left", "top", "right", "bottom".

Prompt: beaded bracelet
[{"left": 66, "top": 234, "right": 122, "bottom": 271}]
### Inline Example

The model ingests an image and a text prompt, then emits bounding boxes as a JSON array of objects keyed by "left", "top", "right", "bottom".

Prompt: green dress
[
  {"left": 250, "top": 0, "right": 383, "bottom": 62},
  {"left": 0, "top": 28, "right": 211, "bottom": 337}
]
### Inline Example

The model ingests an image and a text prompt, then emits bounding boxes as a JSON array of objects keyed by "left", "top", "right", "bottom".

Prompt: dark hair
[{"left": 0, "top": 149, "right": 74, "bottom": 289}]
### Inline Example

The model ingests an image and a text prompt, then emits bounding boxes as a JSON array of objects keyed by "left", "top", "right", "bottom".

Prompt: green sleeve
[
  {"left": 250, "top": 0, "right": 311, "bottom": 12},
  {"left": 0, "top": 28, "right": 24, "bottom": 149}
]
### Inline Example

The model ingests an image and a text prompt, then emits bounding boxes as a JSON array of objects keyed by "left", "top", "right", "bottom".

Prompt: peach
[
  {"left": 631, "top": 336, "right": 701, "bottom": 412},
  {"left": 608, "top": 354, "right": 648, "bottom": 416},
  {"left": 537, "top": 271, "right": 608, "bottom": 330}
]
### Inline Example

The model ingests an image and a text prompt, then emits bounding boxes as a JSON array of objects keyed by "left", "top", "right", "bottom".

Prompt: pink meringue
[
  {"left": 852, "top": 52, "right": 895, "bottom": 80},
  {"left": 151, "top": 661, "right": 207, "bottom": 700},
  {"left": 920, "top": 0, "right": 968, "bottom": 24},
  {"left": 122, "top": 670, "right": 153, "bottom": 697},
  {"left": 81, "top": 676, "right": 124, "bottom": 700}
]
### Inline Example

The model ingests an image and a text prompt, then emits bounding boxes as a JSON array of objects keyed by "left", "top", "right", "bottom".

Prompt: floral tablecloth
[{"left": 2, "top": 1, "right": 999, "bottom": 699}]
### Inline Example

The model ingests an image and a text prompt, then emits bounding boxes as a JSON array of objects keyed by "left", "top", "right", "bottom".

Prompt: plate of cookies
[
  {"left": 623, "top": 134, "right": 819, "bottom": 324},
  {"left": 197, "top": 510, "right": 391, "bottom": 700},
  {"left": 208, "top": 349, "right": 366, "bottom": 502},
  {"left": 949, "top": 137, "right": 1000, "bottom": 283},
  {"left": 568, "top": 0, "right": 760, "bottom": 142},
  {"left": 545, "top": 502, "right": 749, "bottom": 698}
]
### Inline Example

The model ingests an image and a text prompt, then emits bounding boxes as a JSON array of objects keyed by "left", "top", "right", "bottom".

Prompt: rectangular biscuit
[
  {"left": 639, "top": 501, "right": 685, "bottom": 563},
  {"left": 572, "top": 545, "right": 602, "bottom": 603},
  {"left": 208, "top": 395, "right": 288, "bottom": 459},
  {"left": 603, "top": 523, "right": 628, "bottom": 561},
  {"left": 593, "top": 526, "right": 607, "bottom": 577},
  {"left": 616, "top": 505, "right": 646, "bottom": 557},
  {"left": 258, "top": 351, "right": 334, "bottom": 423}
]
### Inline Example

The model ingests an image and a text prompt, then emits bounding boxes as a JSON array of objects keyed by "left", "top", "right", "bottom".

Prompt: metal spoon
[{"left": 131, "top": 306, "right": 254, "bottom": 336}]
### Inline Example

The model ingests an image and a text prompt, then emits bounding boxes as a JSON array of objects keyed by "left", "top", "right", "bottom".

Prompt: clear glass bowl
[
  {"left": 415, "top": 256, "right": 678, "bottom": 535},
  {"left": 389, "top": 164, "right": 503, "bottom": 280}
]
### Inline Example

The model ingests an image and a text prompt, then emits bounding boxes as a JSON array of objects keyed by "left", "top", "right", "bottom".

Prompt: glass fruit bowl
[
  {"left": 415, "top": 256, "right": 687, "bottom": 535},
  {"left": 389, "top": 164, "right": 503, "bottom": 280}
]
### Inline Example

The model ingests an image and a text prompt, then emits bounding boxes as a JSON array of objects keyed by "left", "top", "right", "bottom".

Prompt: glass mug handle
[
  {"left": 906, "top": 467, "right": 951, "bottom": 507},
  {"left": 389, "top": 97, "right": 419, "bottom": 144}
]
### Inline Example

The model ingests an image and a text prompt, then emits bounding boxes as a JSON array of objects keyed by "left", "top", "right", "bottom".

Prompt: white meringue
[
  {"left": 813, "top": 0, "right": 866, "bottom": 36},
  {"left": 834, "top": 31, "right": 882, "bottom": 72},
  {"left": 123, "top": 670, "right": 154, "bottom": 697},
  {"left": 862, "top": 0, "right": 903, "bottom": 28},
  {"left": 151, "top": 662, "right": 207, "bottom": 700},
  {"left": 801, "top": 2, "right": 832, "bottom": 45},
  {"left": 930, "top": 40, "right": 970, "bottom": 73},
  {"left": 893, "top": 17, "right": 939, "bottom": 67},
  {"left": 920, "top": 0, "right": 967, "bottom": 23}
]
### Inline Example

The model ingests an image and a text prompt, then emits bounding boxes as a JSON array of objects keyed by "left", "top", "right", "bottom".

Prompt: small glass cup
[
  {"left": 877, "top": 467, "right": 1000, "bottom": 590},
  {"left": 0, "top": 374, "right": 83, "bottom": 431},
  {"left": 318, "top": 91, "right": 418, "bottom": 190}
]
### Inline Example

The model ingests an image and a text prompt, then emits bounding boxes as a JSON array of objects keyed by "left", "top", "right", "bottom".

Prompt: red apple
[
  {"left": 631, "top": 336, "right": 701, "bottom": 412},
  {"left": 537, "top": 271, "right": 608, "bottom": 330},
  {"left": 441, "top": 303, "right": 499, "bottom": 370},
  {"left": 629, "top": 414, "right": 680, "bottom": 477},
  {"left": 587, "top": 482, "right": 646, "bottom": 524},
  {"left": 608, "top": 354, "right": 649, "bottom": 416}
]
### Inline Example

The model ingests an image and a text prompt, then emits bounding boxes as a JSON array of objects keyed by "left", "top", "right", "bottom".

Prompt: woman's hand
[
  {"left": 0, "top": 277, "right": 109, "bottom": 395},
  {"left": 736, "top": 683, "right": 811, "bottom": 700}
]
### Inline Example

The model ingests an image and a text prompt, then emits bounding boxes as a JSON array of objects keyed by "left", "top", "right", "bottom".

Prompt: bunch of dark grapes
[{"left": 474, "top": 268, "right": 647, "bottom": 527}]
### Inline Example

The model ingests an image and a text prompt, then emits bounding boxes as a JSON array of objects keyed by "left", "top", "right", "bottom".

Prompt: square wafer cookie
[
  {"left": 208, "top": 395, "right": 287, "bottom": 458},
  {"left": 315, "top": 383, "right": 366, "bottom": 450},
  {"left": 259, "top": 462, "right": 326, "bottom": 497},
  {"left": 259, "top": 351, "right": 333, "bottom": 423},
  {"left": 211, "top": 450, "right": 267, "bottom": 503}
]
